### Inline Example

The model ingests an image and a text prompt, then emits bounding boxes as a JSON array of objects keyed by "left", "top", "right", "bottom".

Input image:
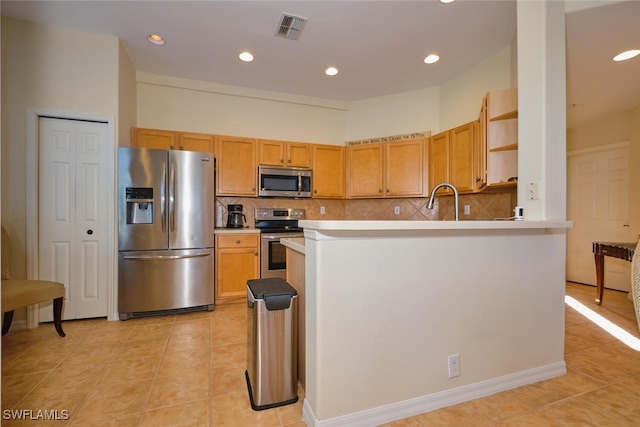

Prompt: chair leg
[
  {"left": 2, "top": 311, "right": 14, "bottom": 336},
  {"left": 53, "top": 297, "right": 65, "bottom": 337}
]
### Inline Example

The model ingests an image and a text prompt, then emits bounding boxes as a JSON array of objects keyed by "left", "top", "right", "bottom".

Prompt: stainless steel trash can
[{"left": 245, "top": 278, "right": 298, "bottom": 411}]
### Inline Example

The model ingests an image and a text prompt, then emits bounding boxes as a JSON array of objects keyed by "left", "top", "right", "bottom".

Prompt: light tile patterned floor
[{"left": 3, "top": 282, "right": 640, "bottom": 426}]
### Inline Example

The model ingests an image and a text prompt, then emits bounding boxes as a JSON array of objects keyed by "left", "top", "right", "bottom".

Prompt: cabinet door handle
[
  {"left": 236, "top": 240, "right": 241, "bottom": 244},
  {"left": 255, "top": 252, "right": 258, "bottom": 256}
]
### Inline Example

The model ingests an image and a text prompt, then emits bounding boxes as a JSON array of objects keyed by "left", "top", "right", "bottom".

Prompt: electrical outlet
[
  {"left": 448, "top": 354, "right": 460, "bottom": 378},
  {"left": 528, "top": 182, "right": 540, "bottom": 200},
  {"left": 463, "top": 205, "right": 470, "bottom": 215},
  {"left": 394, "top": 206, "right": 400, "bottom": 215},
  {"left": 320, "top": 206, "right": 326, "bottom": 215}
]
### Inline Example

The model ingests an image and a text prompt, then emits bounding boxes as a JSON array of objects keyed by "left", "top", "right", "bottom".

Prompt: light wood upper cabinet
[
  {"left": 428, "top": 122, "right": 478, "bottom": 195},
  {"left": 215, "top": 233, "right": 259, "bottom": 301},
  {"left": 486, "top": 88, "right": 518, "bottom": 187},
  {"left": 132, "top": 128, "right": 213, "bottom": 153},
  {"left": 428, "top": 132, "right": 450, "bottom": 195},
  {"left": 347, "top": 143, "right": 384, "bottom": 198},
  {"left": 179, "top": 132, "right": 214, "bottom": 153},
  {"left": 215, "top": 135, "right": 257, "bottom": 196},
  {"left": 132, "top": 128, "right": 176, "bottom": 150},
  {"left": 312, "top": 144, "right": 345, "bottom": 198},
  {"left": 348, "top": 139, "right": 426, "bottom": 198},
  {"left": 386, "top": 139, "right": 426, "bottom": 197},
  {"left": 258, "top": 139, "right": 311, "bottom": 168},
  {"left": 449, "top": 122, "right": 477, "bottom": 193}
]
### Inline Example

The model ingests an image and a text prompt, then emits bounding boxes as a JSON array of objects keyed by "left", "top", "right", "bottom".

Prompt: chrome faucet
[{"left": 427, "top": 182, "right": 459, "bottom": 221}]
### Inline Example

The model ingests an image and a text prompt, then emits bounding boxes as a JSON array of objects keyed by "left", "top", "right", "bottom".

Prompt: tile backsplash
[{"left": 216, "top": 189, "right": 516, "bottom": 226}]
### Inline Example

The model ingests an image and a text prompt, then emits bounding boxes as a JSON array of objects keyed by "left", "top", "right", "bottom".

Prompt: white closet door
[
  {"left": 38, "top": 117, "right": 110, "bottom": 320},
  {"left": 566, "top": 144, "right": 631, "bottom": 291}
]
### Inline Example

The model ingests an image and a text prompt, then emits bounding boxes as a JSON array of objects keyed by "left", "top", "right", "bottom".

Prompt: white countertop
[
  {"left": 214, "top": 228, "right": 260, "bottom": 234},
  {"left": 299, "top": 219, "right": 572, "bottom": 231}
]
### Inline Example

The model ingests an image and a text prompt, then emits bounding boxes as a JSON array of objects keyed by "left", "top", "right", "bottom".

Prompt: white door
[
  {"left": 566, "top": 143, "right": 631, "bottom": 291},
  {"left": 38, "top": 117, "right": 110, "bottom": 320}
]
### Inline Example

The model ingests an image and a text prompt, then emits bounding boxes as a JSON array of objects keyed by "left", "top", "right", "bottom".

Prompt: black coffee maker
[{"left": 226, "top": 204, "right": 247, "bottom": 228}]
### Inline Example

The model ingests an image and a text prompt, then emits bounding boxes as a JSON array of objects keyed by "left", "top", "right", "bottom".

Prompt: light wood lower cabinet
[{"left": 215, "top": 233, "right": 260, "bottom": 301}]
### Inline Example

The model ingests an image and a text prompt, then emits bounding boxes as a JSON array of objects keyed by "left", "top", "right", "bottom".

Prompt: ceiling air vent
[{"left": 275, "top": 13, "right": 308, "bottom": 41}]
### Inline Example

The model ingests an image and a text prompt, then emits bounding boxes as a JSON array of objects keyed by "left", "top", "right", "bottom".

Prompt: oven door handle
[{"left": 261, "top": 232, "right": 304, "bottom": 240}]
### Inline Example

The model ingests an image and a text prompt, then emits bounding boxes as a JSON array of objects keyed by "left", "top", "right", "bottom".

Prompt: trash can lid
[{"left": 247, "top": 278, "right": 297, "bottom": 311}]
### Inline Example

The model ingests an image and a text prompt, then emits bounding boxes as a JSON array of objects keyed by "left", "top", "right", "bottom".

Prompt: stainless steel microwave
[{"left": 258, "top": 165, "right": 312, "bottom": 198}]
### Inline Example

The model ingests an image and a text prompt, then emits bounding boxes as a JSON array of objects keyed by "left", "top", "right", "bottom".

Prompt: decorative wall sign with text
[{"left": 345, "top": 131, "right": 431, "bottom": 146}]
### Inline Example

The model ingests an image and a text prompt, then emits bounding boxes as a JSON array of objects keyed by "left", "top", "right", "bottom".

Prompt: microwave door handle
[
  {"left": 297, "top": 173, "right": 302, "bottom": 195},
  {"left": 160, "top": 163, "right": 166, "bottom": 232}
]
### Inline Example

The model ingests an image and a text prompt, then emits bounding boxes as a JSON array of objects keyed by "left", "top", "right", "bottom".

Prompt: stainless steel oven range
[{"left": 255, "top": 208, "right": 305, "bottom": 279}]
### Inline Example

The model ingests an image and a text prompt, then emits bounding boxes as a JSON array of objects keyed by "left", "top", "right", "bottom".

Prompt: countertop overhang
[
  {"left": 299, "top": 219, "right": 573, "bottom": 231},
  {"left": 299, "top": 220, "right": 573, "bottom": 237}
]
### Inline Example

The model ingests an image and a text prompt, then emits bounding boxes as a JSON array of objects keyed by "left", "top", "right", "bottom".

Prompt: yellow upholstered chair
[{"left": 1, "top": 226, "right": 65, "bottom": 337}]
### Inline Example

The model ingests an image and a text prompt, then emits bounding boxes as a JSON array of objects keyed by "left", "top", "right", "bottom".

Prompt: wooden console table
[{"left": 592, "top": 242, "right": 636, "bottom": 305}]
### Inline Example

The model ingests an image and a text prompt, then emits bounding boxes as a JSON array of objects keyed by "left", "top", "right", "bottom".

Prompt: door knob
[{"left": 87, "top": 229, "right": 93, "bottom": 235}]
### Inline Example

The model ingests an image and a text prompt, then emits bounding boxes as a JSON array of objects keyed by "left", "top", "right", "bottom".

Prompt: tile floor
[{"left": 3, "top": 282, "right": 640, "bottom": 426}]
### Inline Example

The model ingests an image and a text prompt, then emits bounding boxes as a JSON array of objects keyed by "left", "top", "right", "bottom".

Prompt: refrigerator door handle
[
  {"left": 122, "top": 252, "right": 211, "bottom": 261},
  {"left": 169, "top": 161, "right": 176, "bottom": 232},
  {"left": 160, "top": 163, "right": 166, "bottom": 232}
]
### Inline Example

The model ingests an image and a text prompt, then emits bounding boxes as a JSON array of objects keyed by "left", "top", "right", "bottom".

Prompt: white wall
[
  {"left": 118, "top": 41, "right": 137, "bottom": 147},
  {"left": 135, "top": 45, "right": 514, "bottom": 145},
  {"left": 1, "top": 17, "right": 120, "bottom": 278},
  {"left": 439, "top": 46, "right": 514, "bottom": 131},
  {"left": 136, "top": 73, "right": 348, "bottom": 145},
  {"left": 344, "top": 87, "right": 440, "bottom": 141},
  {"left": 567, "top": 110, "right": 632, "bottom": 151}
]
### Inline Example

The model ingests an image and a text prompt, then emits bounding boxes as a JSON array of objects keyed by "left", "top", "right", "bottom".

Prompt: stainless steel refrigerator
[{"left": 117, "top": 147, "right": 215, "bottom": 320}]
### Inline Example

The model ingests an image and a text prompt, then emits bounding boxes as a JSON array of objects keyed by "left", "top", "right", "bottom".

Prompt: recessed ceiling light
[
  {"left": 239, "top": 51, "right": 254, "bottom": 62},
  {"left": 325, "top": 67, "right": 339, "bottom": 76},
  {"left": 613, "top": 49, "right": 640, "bottom": 62},
  {"left": 147, "top": 34, "right": 165, "bottom": 46},
  {"left": 440, "top": 0, "right": 456, "bottom": 4},
  {"left": 424, "top": 54, "right": 440, "bottom": 64}
]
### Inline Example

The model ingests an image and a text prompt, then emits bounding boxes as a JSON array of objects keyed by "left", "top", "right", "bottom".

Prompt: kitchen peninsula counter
[{"left": 297, "top": 219, "right": 572, "bottom": 426}]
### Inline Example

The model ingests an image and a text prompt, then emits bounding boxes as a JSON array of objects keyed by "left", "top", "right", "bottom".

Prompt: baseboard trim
[
  {"left": 7, "top": 319, "right": 28, "bottom": 332},
  {"left": 302, "top": 361, "right": 567, "bottom": 427}
]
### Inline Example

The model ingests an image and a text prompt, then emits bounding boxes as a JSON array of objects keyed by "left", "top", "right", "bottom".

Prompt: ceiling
[{"left": 1, "top": 0, "right": 638, "bottom": 130}]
